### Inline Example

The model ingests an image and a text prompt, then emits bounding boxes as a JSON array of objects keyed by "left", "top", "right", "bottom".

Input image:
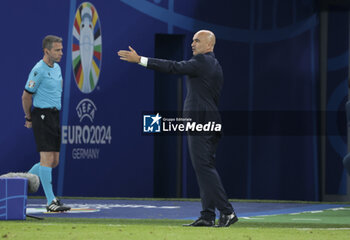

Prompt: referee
[{"left": 22, "top": 35, "right": 70, "bottom": 212}]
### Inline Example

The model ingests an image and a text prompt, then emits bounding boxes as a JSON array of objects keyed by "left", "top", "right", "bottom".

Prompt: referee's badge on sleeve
[{"left": 28, "top": 80, "right": 35, "bottom": 88}]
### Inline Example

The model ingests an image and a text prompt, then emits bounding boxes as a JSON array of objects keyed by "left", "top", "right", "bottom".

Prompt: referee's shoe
[{"left": 46, "top": 198, "right": 71, "bottom": 212}]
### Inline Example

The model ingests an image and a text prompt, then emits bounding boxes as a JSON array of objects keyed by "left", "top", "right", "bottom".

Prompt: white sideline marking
[
  {"left": 331, "top": 208, "right": 350, "bottom": 211},
  {"left": 310, "top": 211, "right": 323, "bottom": 213}
]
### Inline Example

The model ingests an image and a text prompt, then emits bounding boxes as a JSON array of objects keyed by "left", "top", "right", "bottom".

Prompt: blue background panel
[{"left": 0, "top": 0, "right": 348, "bottom": 201}]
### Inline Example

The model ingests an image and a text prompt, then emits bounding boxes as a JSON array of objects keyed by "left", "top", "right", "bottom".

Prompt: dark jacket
[{"left": 147, "top": 52, "right": 223, "bottom": 124}]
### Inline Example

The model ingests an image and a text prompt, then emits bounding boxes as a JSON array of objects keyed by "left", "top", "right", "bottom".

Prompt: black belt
[{"left": 34, "top": 107, "right": 59, "bottom": 112}]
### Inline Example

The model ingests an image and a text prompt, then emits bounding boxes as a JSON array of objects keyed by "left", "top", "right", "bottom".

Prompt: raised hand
[{"left": 118, "top": 46, "right": 141, "bottom": 63}]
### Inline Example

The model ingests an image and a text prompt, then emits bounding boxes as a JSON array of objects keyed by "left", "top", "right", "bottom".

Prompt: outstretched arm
[
  {"left": 118, "top": 45, "right": 201, "bottom": 75},
  {"left": 118, "top": 46, "right": 141, "bottom": 63}
]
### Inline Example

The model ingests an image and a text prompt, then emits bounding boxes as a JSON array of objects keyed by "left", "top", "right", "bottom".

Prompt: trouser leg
[{"left": 187, "top": 134, "right": 233, "bottom": 219}]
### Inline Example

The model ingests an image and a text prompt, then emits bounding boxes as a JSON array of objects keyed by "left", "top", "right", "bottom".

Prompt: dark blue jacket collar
[{"left": 205, "top": 52, "right": 215, "bottom": 58}]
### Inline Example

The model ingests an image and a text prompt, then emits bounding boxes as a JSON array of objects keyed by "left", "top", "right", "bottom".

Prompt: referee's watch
[{"left": 25, "top": 117, "right": 32, "bottom": 122}]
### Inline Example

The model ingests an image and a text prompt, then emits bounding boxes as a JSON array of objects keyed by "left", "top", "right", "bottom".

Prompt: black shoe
[
  {"left": 217, "top": 212, "right": 238, "bottom": 227},
  {"left": 46, "top": 199, "right": 71, "bottom": 212},
  {"left": 183, "top": 217, "right": 215, "bottom": 227}
]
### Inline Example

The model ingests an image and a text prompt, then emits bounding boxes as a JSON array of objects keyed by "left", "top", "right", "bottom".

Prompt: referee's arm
[{"left": 22, "top": 90, "right": 33, "bottom": 128}]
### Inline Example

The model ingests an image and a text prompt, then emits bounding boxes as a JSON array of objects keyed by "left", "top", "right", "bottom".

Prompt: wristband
[{"left": 25, "top": 117, "right": 32, "bottom": 122}]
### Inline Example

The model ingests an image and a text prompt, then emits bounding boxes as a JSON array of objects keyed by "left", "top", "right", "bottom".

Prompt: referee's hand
[{"left": 24, "top": 119, "right": 32, "bottom": 128}]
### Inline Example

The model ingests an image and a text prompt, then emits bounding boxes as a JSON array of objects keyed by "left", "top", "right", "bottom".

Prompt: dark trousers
[{"left": 187, "top": 134, "right": 233, "bottom": 220}]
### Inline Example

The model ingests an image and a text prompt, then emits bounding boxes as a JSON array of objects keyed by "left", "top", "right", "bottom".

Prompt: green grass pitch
[{"left": 1, "top": 201, "right": 349, "bottom": 240}]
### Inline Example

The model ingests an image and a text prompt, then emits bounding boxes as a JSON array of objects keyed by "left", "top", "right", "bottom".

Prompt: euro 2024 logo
[
  {"left": 72, "top": 2, "right": 102, "bottom": 94},
  {"left": 62, "top": 98, "right": 112, "bottom": 145}
]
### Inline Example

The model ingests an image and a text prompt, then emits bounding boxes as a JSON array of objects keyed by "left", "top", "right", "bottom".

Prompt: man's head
[
  {"left": 191, "top": 30, "right": 216, "bottom": 56},
  {"left": 42, "top": 35, "right": 63, "bottom": 63}
]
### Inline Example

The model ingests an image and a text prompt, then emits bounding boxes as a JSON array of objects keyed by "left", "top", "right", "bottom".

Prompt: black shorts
[{"left": 31, "top": 107, "right": 61, "bottom": 152}]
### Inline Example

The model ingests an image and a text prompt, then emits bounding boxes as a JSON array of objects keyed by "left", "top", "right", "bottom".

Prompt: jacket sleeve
[{"left": 146, "top": 54, "right": 204, "bottom": 76}]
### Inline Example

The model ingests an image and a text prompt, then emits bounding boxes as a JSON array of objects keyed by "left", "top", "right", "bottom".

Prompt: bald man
[{"left": 118, "top": 30, "right": 237, "bottom": 227}]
